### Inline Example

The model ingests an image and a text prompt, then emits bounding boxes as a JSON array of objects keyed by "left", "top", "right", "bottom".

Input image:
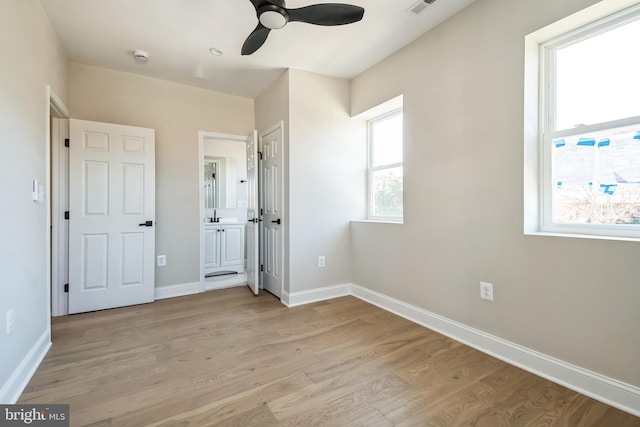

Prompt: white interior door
[
  {"left": 246, "top": 130, "right": 259, "bottom": 295},
  {"left": 261, "top": 124, "right": 283, "bottom": 298},
  {"left": 68, "top": 119, "right": 155, "bottom": 314}
]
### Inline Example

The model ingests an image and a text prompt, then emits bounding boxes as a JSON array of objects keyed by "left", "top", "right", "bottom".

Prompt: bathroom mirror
[{"left": 203, "top": 138, "right": 247, "bottom": 209}]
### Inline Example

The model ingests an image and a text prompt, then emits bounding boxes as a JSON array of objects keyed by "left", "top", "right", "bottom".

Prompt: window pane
[
  {"left": 371, "top": 113, "right": 403, "bottom": 167},
  {"left": 555, "top": 18, "right": 640, "bottom": 130},
  {"left": 372, "top": 167, "right": 403, "bottom": 218},
  {"left": 552, "top": 125, "right": 640, "bottom": 224}
]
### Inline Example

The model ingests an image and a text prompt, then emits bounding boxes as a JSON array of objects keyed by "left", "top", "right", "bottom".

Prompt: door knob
[
  {"left": 138, "top": 220, "right": 153, "bottom": 227},
  {"left": 272, "top": 219, "right": 281, "bottom": 224}
]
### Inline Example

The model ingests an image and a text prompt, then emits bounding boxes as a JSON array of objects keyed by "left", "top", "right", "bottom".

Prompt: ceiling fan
[{"left": 242, "top": 0, "right": 365, "bottom": 55}]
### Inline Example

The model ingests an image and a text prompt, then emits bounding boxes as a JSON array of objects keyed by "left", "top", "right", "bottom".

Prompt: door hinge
[
  {"left": 64, "top": 138, "right": 70, "bottom": 148},
  {"left": 64, "top": 211, "right": 69, "bottom": 220},
  {"left": 64, "top": 284, "right": 69, "bottom": 293},
  {"left": 260, "top": 208, "right": 264, "bottom": 216},
  {"left": 260, "top": 264, "right": 264, "bottom": 272}
]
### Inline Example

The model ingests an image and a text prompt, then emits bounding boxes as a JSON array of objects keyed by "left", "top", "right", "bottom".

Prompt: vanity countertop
[{"left": 205, "top": 221, "right": 245, "bottom": 226}]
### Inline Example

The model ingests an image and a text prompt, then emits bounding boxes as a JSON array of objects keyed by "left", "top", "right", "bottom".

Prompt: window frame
[
  {"left": 538, "top": 5, "right": 640, "bottom": 239},
  {"left": 367, "top": 107, "right": 404, "bottom": 222}
]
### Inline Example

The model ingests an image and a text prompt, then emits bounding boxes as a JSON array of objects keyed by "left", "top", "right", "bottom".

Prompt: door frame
[
  {"left": 259, "top": 121, "right": 285, "bottom": 300},
  {"left": 198, "top": 131, "right": 249, "bottom": 292},
  {"left": 48, "top": 86, "right": 70, "bottom": 317}
]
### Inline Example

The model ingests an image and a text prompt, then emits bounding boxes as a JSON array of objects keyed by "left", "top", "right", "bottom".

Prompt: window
[
  {"left": 538, "top": 6, "right": 640, "bottom": 238},
  {"left": 368, "top": 108, "right": 403, "bottom": 221}
]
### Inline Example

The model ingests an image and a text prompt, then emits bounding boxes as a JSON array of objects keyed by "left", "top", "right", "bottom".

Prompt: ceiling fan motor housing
[{"left": 259, "top": 4, "right": 289, "bottom": 29}]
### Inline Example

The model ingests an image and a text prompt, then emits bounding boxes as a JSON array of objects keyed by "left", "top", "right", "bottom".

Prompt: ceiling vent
[{"left": 407, "top": 0, "right": 437, "bottom": 15}]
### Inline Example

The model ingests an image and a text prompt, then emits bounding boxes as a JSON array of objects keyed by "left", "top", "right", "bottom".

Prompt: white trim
[
  {"left": 204, "top": 273, "right": 247, "bottom": 291},
  {"left": 48, "top": 86, "right": 70, "bottom": 317},
  {"left": 367, "top": 108, "right": 404, "bottom": 222},
  {"left": 51, "top": 118, "right": 69, "bottom": 316},
  {"left": 0, "top": 330, "right": 51, "bottom": 404},
  {"left": 282, "top": 283, "right": 353, "bottom": 307},
  {"left": 49, "top": 87, "right": 70, "bottom": 119},
  {"left": 348, "top": 284, "right": 640, "bottom": 417},
  {"left": 155, "top": 275, "right": 249, "bottom": 300},
  {"left": 280, "top": 283, "right": 640, "bottom": 416},
  {"left": 154, "top": 282, "right": 202, "bottom": 300},
  {"left": 525, "top": 3, "right": 640, "bottom": 241}
]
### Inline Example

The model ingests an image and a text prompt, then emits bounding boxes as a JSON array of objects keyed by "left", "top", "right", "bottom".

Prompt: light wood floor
[{"left": 20, "top": 287, "right": 639, "bottom": 426}]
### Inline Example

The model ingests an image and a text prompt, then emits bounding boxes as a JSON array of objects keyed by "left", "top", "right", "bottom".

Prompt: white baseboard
[
  {"left": 154, "top": 281, "right": 202, "bottom": 300},
  {"left": 348, "top": 284, "right": 640, "bottom": 417},
  {"left": 283, "top": 283, "right": 352, "bottom": 307},
  {"left": 204, "top": 273, "right": 247, "bottom": 291},
  {"left": 0, "top": 330, "right": 51, "bottom": 404},
  {"left": 154, "top": 276, "right": 249, "bottom": 300},
  {"left": 279, "top": 282, "right": 639, "bottom": 416}
]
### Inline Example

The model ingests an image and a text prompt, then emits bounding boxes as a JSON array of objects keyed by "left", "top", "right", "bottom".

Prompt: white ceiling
[{"left": 40, "top": 0, "right": 477, "bottom": 99}]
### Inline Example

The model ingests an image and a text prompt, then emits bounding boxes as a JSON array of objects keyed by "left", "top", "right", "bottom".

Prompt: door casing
[{"left": 48, "top": 86, "right": 70, "bottom": 317}]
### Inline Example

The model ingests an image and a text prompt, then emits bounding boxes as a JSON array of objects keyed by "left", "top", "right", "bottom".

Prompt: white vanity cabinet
[{"left": 204, "top": 223, "right": 245, "bottom": 275}]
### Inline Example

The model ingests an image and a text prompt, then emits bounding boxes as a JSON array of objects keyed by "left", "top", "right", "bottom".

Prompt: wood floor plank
[{"left": 18, "top": 288, "right": 639, "bottom": 426}]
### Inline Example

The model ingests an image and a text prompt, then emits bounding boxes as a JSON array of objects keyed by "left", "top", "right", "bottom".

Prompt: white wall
[
  {"left": 69, "top": 63, "right": 254, "bottom": 288},
  {"left": 350, "top": 0, "right": 640, "bottom": 387},
  {"left": 0, "top": 0, "right": 68, "bottom": 402}
]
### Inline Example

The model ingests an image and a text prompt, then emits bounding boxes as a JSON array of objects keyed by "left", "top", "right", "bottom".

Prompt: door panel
[
  {"left": 121, "top": 232, "right": 144, "bottom": 286},
  {"left": 84, "top": 161, "right": 109, "bottom": 215},
  {"left": 69, "top": 119, "right": 155, "bottom": 314},
  {"left": 221, "top": 226, "right": 244, "bottom": 266},
  {"left": 82, "top": 234, "right": 108, "bottom": 290},
  {"left": 123, "top": 164, "right": 144, "bottom": 214},
  {"left": 261, "top": 124, "right": 283, "bottom": 298},
  {"left": 204, "top": 226, "right": 220, "bottom": 271}
]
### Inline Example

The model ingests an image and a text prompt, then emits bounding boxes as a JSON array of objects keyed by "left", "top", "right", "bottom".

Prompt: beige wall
[
  {"left": 288, "top": 70, "right": 366, "bottom": 293},
  {"left": 69, "top": 63, "right": 254, "bottom": 288},
  {"left": 350, "top": 0, "right": 640, "bottom": 387},
  {"left": 255, "top": 71, "right": 291, "bottom": 293},
  {"left": 0, "top": 0, "right": 68, "bottom": 400},
  {"left": 255, "top": 70, "right": 366, "bottom": 296}
]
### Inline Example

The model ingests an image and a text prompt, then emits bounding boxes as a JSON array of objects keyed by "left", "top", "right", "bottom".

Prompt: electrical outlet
[
  {"left": 6, "top": 310, "right": 14, "bottom": 335},
  {"left": 480, "top": 282, "right": 494, "bottom": 301},
  {"left": 318, "top": 256, "right": 326, "bottom": 268},
  {"left": 157, "top": 255, "right": 167, "bottom": 267}
]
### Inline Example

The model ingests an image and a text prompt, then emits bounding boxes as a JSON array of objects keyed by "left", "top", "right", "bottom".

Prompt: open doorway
[
  {"left": 47, "top": 86, "right": 70, "bottom": 317},
  {"left": 198, "top": 131, "right": 252, "bottom": 293}
]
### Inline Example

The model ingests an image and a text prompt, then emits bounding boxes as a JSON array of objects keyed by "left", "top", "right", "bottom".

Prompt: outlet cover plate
[
  {"left": 480, "top": 282, "right": 494, "bottom": 301},
  {"left": 157, "top": 255, "right": 167, "bottom": 267}
]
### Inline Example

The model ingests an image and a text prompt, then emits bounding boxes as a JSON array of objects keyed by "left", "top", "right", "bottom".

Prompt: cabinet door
[
  {"left": 221, "top": 225, "right": 245, "bottom": 266},
  {"left": 204, "top": 226, "right": 220, "bottom": 269}
]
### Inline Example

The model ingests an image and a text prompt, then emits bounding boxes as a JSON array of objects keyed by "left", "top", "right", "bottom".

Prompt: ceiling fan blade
[
  {"left": 287, "top": 4, "right": 364, "bottom": 26},
  {"left": 249, "top": 0, "right": 282, "bottom": 12},
  {"left": 242, "top": 23, "right": 271, "bottom": 55}
]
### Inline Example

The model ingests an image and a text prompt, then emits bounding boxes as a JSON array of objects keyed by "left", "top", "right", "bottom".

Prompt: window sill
[
  {"left": 351, "top": 219, "right": 404, "bottom": 225},
  {"left": 525, "top": 230, "right": 640, "bottom": 243}
]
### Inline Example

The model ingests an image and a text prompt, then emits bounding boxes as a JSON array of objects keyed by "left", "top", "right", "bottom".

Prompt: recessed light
[{"left": 209, "top": 47, "right": 223, "bottom": 56}]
